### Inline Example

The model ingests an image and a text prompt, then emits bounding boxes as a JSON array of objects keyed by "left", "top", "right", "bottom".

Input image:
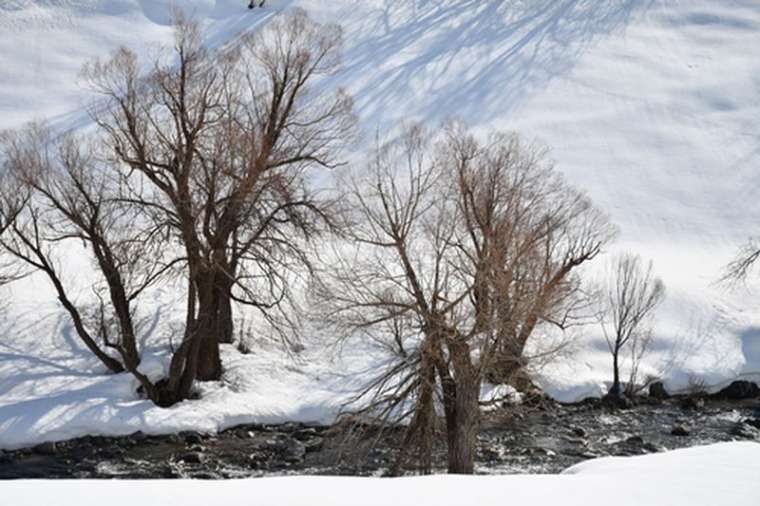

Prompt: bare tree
[
  {"left": 81, "top": 9, "right": 354, "bottom": 385},
  {"left": 0, "top": 9, "right": 353, "bottom": 407},
  {"left": 314, "top": 125, "right": 613, "bottom": 474},
  {"left": 449, "top": 130, "right": 612, "bottom": 391},
  {"left": 598, "top": 253, "right": 664, "bottom": 402},
  {"left": 0, "top": 125, "right": 184, "bottom": 402}
]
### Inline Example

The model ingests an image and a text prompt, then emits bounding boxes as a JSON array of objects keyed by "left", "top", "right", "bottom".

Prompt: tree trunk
[
  {"left": 443, "top": 340, "right": 480, "bottom": 475},
  {"left": 94, "top": 245, "right": 140, "bottom": 369},
  {"left": 193, "top": 270, "right": 223, "bottom": 381},
  {"left": 196, "top": 330, "right": 221, "bottom": 380},
  {"left": 611, "top": 347, "right": 621, "bottom": 398},
  {"left": 446, "top": 378, "right": 479, "bottom": 474},
  {"left": 215, "top": 280, "right": 234, "bottom": 344}
]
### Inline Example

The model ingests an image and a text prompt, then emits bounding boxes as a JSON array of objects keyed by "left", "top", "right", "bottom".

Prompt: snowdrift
[{"left": 1, "top": 443, "right": 759, "bottom": 505}]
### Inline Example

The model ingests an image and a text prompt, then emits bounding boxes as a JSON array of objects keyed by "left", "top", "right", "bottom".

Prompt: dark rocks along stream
[{"left": 1, "top": 396, "right": 759, "bottom": 479}]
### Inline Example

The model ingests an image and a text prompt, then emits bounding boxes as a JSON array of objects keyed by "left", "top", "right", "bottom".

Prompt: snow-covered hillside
[
  {"left": 1, "top": 0, "right": 760, "bottom": 448},
  {"left": 2, "top": 443, "right": 759, "bottom": 505}
]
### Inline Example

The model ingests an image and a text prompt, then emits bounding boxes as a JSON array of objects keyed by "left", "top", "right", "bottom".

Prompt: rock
[
  {"left": 277, "top": 422, "right": 303, "bottom": 433},
  {"left": 191, "top": 471, "right": 221, "bottom": 480},
  {"left": 292, "top": 428, "right": 318, "bottom": 441},
  {"left": 649, "top": 382, "right": 669, "bottom": 400},
  {"left": 183, "top": 432, "right": 204, "bottom": 445},
  {"left": 480, "top": 446, "right": 502, "bottom": 461},
  {"left": 680, "top": 396, "right": 705, "bottom": 410},
  {"left": 730, "top": 422, "right": 760, "bottom": 440},
  {"left": 160, "top": 466, "right": 181, "bottom": 478},
  {"left": 130, "top": 431, "right": 148, "bottom": 442},
  {"left": 642, "top": 442, "right": 665, "bottom": 453},
  {"left": 671, "top": 424, "right": 690, "bottom": 436},
  {"left": 178, "top": 452, "right": 205, "bottom": 464},
  {"left": 713, "top": 380, "right": 760, "bottom": 400},
  {"left": 33, "top": 442, "right": 58, "bottom": 455},
  {"left": 625, "top": 435, "right": 644, "bottom": 445},
  {"left": 744, "top": 418, "right": 760, "bottom": 430},
  {"left": 235, "top": 428, "right": 255, "bottom": 439},
  {"left": 255, "top": 434, "right": 307, "bottom": 464},
  {"left": 601, "top": 393, "right": 632, "bottom": 408},
  {"left": 528, "top": 447, "right": 556, "bottom": 457},
  {"left": 302, "top": 436, "right": 324, "bottom": 453},
  {"left": 280, "top": 439, "right": 306, "bottom": 463},
  {"left": 577, "top": 397, "right": 602, "bottom": 408},
  {"left": 570, "top": 427, "right": 587, "bottom": 438}
]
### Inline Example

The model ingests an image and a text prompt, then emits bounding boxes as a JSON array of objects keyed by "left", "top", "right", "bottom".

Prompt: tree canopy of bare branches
[
  {"left": 83, "top": 8, "right": 352, "bottom": 399},
  {"left": 314, "top": 124, "right": 615, "bottom": 474},
  {"left": 0, "top": 158, "right": 27, "bottom": 289}
]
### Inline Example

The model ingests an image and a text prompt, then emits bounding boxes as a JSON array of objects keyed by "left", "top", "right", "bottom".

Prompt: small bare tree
[
  {"left": 315, "top": 125, "right": 613, "bottom": 474},
  {"left": 599, "top": 253, "right": 665, "bottom": 402}
]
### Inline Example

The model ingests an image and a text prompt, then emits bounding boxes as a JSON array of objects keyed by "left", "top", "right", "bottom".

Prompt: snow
[
  {"left": 0, "top": 442, "right": 758, "bottom": 505},
  {"left": 1, "top": 0, "right": 760, "bottom": 448}
]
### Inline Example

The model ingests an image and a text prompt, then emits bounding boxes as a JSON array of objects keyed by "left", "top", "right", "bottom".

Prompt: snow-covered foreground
[
  {"left": 1, "top": 443, "right": 759, "bottom": 505},
  {"left": 1, "top": 0, "right": 760, "bottom": 448}
]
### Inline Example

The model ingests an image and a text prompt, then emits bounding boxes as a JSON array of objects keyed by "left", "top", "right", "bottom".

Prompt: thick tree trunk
[
  {"left": 446, "top": 378, "right": 479, "bottom": 474},
  {"left": 215, "top": 280, "right": 234, "bottom": 345},
  {"left": 194, "top": 270, "right": 223, "bottom": 381},
  {"left": 148, "top": 335, "right": 203, "bottom": 407},
  {"left": 442, "top": 340, "right": 480, "bottom": 475},
  {"left": 196, "top": 331, "right": 221, "bottom": 380}
]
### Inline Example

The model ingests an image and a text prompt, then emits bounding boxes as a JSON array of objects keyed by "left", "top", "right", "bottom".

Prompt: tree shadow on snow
[
  {"left": 46, "top": 0, "right": 296, "bottom": 135},
  {"left": 332, "top": 0, "right": 655, "bottom": 128}
]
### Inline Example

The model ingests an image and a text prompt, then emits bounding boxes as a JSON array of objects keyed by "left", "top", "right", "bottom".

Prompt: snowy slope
[
  {"left": 1, "top": 0, "right": 760, "bottom": 448},
  {"left": 2, "top": 443, "right": 759, "bottom": 505}
]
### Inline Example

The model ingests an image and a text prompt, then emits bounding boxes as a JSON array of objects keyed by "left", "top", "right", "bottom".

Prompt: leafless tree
[
  {"left": 314, "top": 124, "right": 614, "bottom": 474},
  {"left": 450, "top": 129, "right": 611, "bottom": 391},
  {"left": 598, "top": 253, "right": 664, "bottom": 402},
  {"left": 0, "top": 9, "right": 352, "bottom": 407},
  {"left": 81, "top": 9, "right": 354, "bottom": 387},
  {"left": 0, "top": 125, "right": 185, "bottom": 403}
]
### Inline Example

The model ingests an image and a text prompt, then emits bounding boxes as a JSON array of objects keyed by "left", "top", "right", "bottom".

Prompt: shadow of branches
[{"left": 330, "top": 0, "right": 655, "bottom": 127}]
